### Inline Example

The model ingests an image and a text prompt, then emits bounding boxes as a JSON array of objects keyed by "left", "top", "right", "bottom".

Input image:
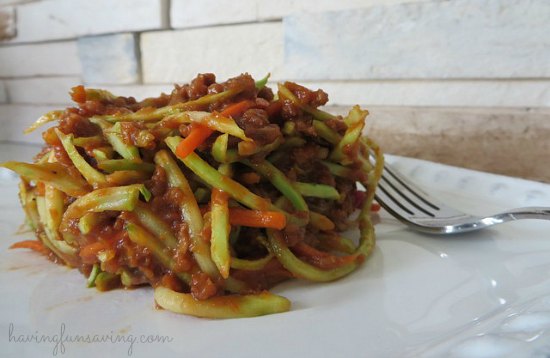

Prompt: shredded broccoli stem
[{"left": 154, "top": 286, "right": 290, "bottom": 318}]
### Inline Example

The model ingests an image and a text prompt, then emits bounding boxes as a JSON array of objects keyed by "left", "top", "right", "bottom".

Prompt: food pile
[{"left": 2, "top": 73, "right": 383, "bottom": 318}]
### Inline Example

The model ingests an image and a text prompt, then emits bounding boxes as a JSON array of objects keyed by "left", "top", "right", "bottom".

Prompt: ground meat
[
  {"left": 257, "top": 86, "right": 274, "bottom": 101},
  {"left": 169, "top": 73, "right": 217, "bottom": 104},
  {"left": 57, "top": 109, "right": 99, "bottom": 137},
  {"left": 222, "top": 73, "right": 256, "bottom": 100},
  {"left": 291, "top": 143, "right": 326, "bottom": 168},
  {"left": 191, "top": 272, "right": 218, "bottom": 300},
  {"left": 284, "top": 81, "right": 329, "bottom": 108},
  {"left": 325, "top": 117, "right": 347, "bottom": 136},
  {"left": 281, "top": 100, "right": 302, "bottom": 119},
  {"left": 145, "top": 166, "right": 168, "bottom": 197},
  {"left": 236, "top": 108, "right": 282, "bottom": 145}
]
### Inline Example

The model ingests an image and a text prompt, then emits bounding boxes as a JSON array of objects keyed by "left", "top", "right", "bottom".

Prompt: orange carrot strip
[
  {"left": 175, "top": 124, "right": 213, "bottom": 159},
  {"left": 219, "top": 100, "right": 254, "bottom": 118},
  {"left": 175, "top": 100, "right": 255, "bottom": 160},
  {"left": 229, "top": 208, "right": 286, "bottom": 230},
  {"left": 10, "top": 240, "right": 49, "bottom": 255}
]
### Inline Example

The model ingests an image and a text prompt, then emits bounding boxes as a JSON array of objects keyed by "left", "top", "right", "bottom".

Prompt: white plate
[{"left": 1, "top": 154, "right": 550, "bottom": 358}]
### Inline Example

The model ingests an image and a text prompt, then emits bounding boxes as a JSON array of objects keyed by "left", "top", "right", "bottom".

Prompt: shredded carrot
[
  {"left": 175, "top": 124, "right": 214, "bottom": 159},
  {"left": 292, "top": 242, "right": 359, "bottom": 269},
  {"left": 10, "top": 240, "right": 49, "bottom": 255},
  {"left": 175, "top": 100, "right": 255, "bottom": 160},
  {"left": 229, "top": 208, "right": 286, "bottom": 230},
  {"left": 219, "top": 100, "right": 254, "bottom": 118}
]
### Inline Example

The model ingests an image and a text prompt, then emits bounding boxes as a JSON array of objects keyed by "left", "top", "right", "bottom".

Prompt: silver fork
[{"left": 375, "top": 162, "right": 550, "bottom": 234}]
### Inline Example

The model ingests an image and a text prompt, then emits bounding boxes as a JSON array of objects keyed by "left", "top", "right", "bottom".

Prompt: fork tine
[
  {"left": 377, "top": 172, "right": 434, "bottom": 217},
  {"left": 375, "top": 179, "right": 418, "bottom": 219},
  {"left": 374, "top": 161, "right": 465, "bottom": 220},
  {"left": 383, "top": 164, "right": 440, "bottom": 212}
]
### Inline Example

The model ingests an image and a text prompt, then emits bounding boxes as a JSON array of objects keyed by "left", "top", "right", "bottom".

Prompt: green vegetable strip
[
  {"left": 87, "top": 264, "right": 100, "bottom": 287},
  {"left": 254, "top": 73, "right": 270, "bottom": 90},
  {"left": 277, "top": 83, "right": 334, "bottom": 121},
  {"left": 24, "top": 110, "right": 63, "bottom": 134},
  {"left": 267, "top": 201, "right": 376, "bottom": 282},
  {"left": 55, "top": 128, "right": 107, "bottom": 188},
  {"left": 320, "top": 160, "right": 354, "bottom": 178},
  {"left": 154, "top": 286, "right": 290, "bottom": 319},
  {"left": 133, "top": 203, "right": 177, "bottom": 249},
  {"left": 318, "top": 234, "right": 357, "bottom": 255},
  {"left": 44, "top": 173, "right": 65, "bottom": 232},
  {"left": 153, "top": 150, "right": 220, "bottom": 280},
  {"left": 61, "top": 184, "right": 143, "bottom": 222},
  {"left": 126, "top": 222, "right": 191, "bottom": 284},
  {"left": 19, "top": 182, "right": 39, "bottom": 230},
  {"left": 329, "top": 106, "right": 367, "bottom": 165},
  {"left": 1, "top": 161, "right": 89, "bottom": 197},
  {"left": 166, "top": 111, "right": 250, "bottom": 141},
  {"left": 78, "top": 212, "right": 105, "bottom": 234},
  {"left": 238, "top": 136, "right": 283, "bottom": 157},
  {"left": 97, "top": 159, "right": 155, "bottom": 173},
  {"left": 166, "top": 137, "right": 271, "bottom": 211},
  {"left": 212, "top": 133, "right": 240, "bottom": 163},
  {"left": 230, "top": 254, "right": 274, "bottom": 271},
  {"left": 313, "top": 120, "right": 341, "bottom": 145},
  {"left": 360, "top": 137, "right": 384, "bottom": 207},
  {"left": 36, "top": 196, "right": 78, "bottom": 262},
  {"left": 90, "top": 118, "right": 140, "bottom": 161},
  {"left": 212, "top": 133, "right": 229, "bottom": 163},
  {"left": 210, "top": 164, "right": 232, "bottom": 279},
  {"left": 94, "top": 272, "right": 120, "bottom": 291},
  {"left": 344, "top": 104, "right": 369, "bottom": 126},
  {"left": 97, "top": 88, "right": 241, "bottom": 123},
  {"left": 72, "top": 135, "right": 104, "bottom": 147},
  {"left": 267, "top": 221, "right": 371, "bottom": 282},
  {"left": 92, "top": 147, "right": 114, "bottom": 161},
  {"left": 294, "top": 182, "right": 341, "bottom": 200},
  {"left": 240, "top": 159, "right": 308, "bottom": 212}
]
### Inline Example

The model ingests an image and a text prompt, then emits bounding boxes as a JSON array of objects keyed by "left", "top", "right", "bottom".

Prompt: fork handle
[{"left": 495, "top": 207, "right": 550, "bottom": 221}]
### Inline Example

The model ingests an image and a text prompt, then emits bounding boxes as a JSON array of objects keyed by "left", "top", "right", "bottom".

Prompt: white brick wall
[
  {"left": 0, "top": 81, "right": 6, "bottom": 103},
  {"left": 94, "top": 84, "right": 174, "bottom": 101},
  {"left": 0, "top": 6, "right": 15, "bottom": 39},
  {"left": 0, "top": 0, "right": 549, "bottom": 182},
  {"left": 78, "top": 34, "right": 140, "bottom": 85},
  {"left": 307, "top": 80, "right": 550, "bottom": 108},
  {"left": 0, "top": 104, "right": 60, "bottom": 143},
  {"left": 9, "top": 0, "right": 168, "bottom": 43},
  {"left": 0, "top": 0, "right": 35, "bottom": 5},
  {"left": 141, "top": 22, "right": 283, "bottom": 83},
  {"left": 171, "top": 0, "right": 257, "bottom": 28},
  {"left": 170, "top": 0, "right": 442, "bottom": 28},
  {"left": 284, "top": 0, "right": 550, "bottom": 80},
  {"left": 0, "top": 41, "right": 81, "bottom": 77},
  {"left": 5, "top": 77, "right": 80, "bottom": 104},
  {"left": 257, "top": 0, "right": 441, "bottom": 19}
]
